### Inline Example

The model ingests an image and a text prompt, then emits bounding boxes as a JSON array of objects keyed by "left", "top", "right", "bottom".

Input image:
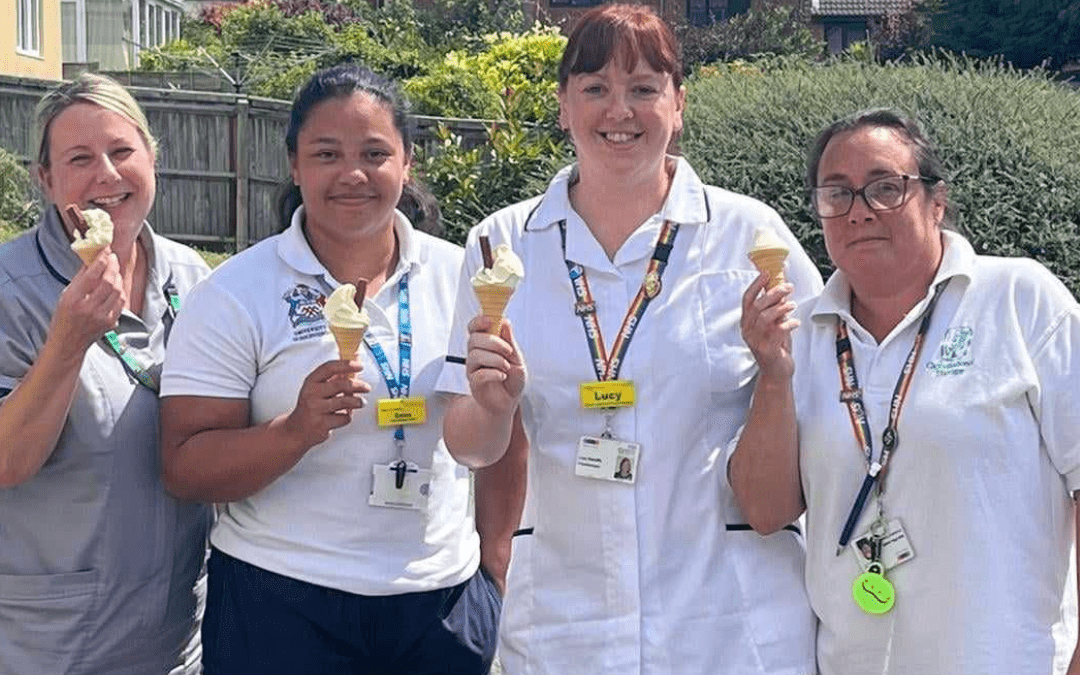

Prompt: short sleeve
[
  {"left": 161, "top": 277, "right": 259, "bottom": 400},
  {"left": 434, "top": 226, "right": 486, "bottom": 397},
  {"left": 0, "top": 280, "right": 44, "bottom": 398},
  {"left": 1030, "top": 300, "right": 1080, "bottom": 492}
]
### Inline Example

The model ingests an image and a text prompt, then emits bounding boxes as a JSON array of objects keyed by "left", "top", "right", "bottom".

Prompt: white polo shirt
[
  {"left": 792, "top": 231, "right": 1080, "bottom": 675},
  {"left": 161, "top": 208, "right": 478, "bottom": 596},
  {"left": 437, "top": 157, "right": 823, "bottom": 675}
]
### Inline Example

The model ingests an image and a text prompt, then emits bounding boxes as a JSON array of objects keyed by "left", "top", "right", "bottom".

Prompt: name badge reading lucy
[
  {"left": 376, "top": 397, "right": 427, "bottom": 427},
  {"left": 580, "top": 381, "right": 635, "bottom": 409}
]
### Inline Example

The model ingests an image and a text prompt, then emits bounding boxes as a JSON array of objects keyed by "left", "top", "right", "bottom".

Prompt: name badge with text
[
  {"left": 377, "top": 397, "right": 427, "bottom": 427},
  {"left": 370, "top": 462, "right": 432, "bottom": 510},
  {"left": 575, "top": 435, "right": 640, "bottom": 484},
  {"left": 580, "top": 381, "right": 635, "bottom": 409}
]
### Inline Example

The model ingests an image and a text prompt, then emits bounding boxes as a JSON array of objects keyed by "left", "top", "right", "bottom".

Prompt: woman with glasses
[{"left": 732, "top": 107, "right": 1080, "bottom": 674}]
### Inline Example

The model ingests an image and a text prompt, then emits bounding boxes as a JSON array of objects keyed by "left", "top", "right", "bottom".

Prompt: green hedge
[
  {"left": 681, "top": 54, "right": 1080, "bottom": 295},
  {"left": 0, "top": 147, "right": 38, "bottom": 235}
]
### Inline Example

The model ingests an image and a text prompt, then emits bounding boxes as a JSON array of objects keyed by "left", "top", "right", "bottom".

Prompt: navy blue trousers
[{"left": 202, "top": 548, "right": 501, "bottom": 675}]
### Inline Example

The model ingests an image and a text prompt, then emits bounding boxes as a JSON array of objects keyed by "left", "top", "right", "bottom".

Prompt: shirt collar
[
  {"left": 36, "top": 204, "right": 160, "bottom": 286},
  {"left": 277, "top": 205, "right": 422, "bottom": 284},
  {"left": 524, "top": 155, "right": 711, "bottom": 233},
  {"left": 811, "top": 229, "right": 976, "bottom": 323}
]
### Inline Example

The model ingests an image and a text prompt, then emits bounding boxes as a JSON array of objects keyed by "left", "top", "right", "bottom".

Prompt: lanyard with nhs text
[
  {"left": 834, "top": 279, "right": 949, "bottom": 552},
  {"left": 558, "top": 218, "right": 679, "bottom": 383}
]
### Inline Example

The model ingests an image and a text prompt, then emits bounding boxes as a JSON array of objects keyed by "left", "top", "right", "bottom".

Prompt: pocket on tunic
[{"left": 0, "top": 568, "right": 98, "bottom": 669}]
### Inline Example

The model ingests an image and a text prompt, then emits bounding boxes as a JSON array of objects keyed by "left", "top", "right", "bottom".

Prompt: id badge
[
  {"left": 850, "top": 518, "right": 915, "bottom": 572},
  {"left": 369, "top": 461, "right": 432, "bottom": 510},
  {"left": 579, "top": 381, "right": 635, "bottom": 409},
  {"left": 376, "top": 397, "right": 427, "bottom": 427},
  {"left": 574, "top": 435, "right": 640, "bottom": 484}
]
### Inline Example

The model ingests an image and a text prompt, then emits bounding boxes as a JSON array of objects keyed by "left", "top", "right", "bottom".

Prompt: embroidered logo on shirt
[
  {"left": 283, "top": 283, "right": 328, "bottom": 341},
  {"left": 926, "top": 326, "right": 974, "bottom": 376}
]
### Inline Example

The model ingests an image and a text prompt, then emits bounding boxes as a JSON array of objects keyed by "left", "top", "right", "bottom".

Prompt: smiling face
[
  {"left": 39, "top": 101, "right": 156, "bottom": 239},
  {"left": 816, "top": 125, "right": 945, "bottom": 297},
  {"left": 558, "top": 55, "right": 684, "bottom": 186},
  {"left": 290, "top": 92, "right": 410, "bottom": 244}
]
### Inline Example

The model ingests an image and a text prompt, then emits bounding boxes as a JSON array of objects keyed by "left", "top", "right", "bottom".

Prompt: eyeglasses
[{"left": 810, "top": 175, "right": 936, "bottom": 218}]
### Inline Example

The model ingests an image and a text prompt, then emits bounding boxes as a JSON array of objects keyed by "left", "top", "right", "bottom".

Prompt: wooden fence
[{"left": 0, "top": 74, "right": 493, "bottom": 248}]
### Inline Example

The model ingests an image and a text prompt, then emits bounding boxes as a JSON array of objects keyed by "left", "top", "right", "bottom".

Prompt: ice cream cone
[
  {"left": 329, "top": 324, "right": 366, "bottom": 360},
  {"left": 73, "top": 244, "right": 107, "bottom": 266},
  {"left": 748, "top": 248, "right": 788, "bottom": 290},
  {"left": 475, "top": 285, "right": 514, "bottom": 334}
]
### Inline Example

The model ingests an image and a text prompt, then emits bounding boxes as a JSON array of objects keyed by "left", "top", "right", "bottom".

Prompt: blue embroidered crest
[
  {"left": 926, "top": 326, "right": 974, "bottom": 376},
  {"left": 283, "top": 283, "right": 326, "bottom": 328}
]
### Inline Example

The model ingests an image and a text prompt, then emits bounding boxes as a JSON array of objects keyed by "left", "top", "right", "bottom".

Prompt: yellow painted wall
[{"left": 0, "top": 0, "right": 63, "bottom": 80}]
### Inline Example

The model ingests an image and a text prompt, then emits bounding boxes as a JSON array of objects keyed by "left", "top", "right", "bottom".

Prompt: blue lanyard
[{"left": 362, "top": 274, "right": 411, "bottom": 444}]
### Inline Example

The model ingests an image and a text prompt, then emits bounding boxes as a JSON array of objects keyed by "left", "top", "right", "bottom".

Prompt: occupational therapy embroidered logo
[
  {"left": 283, "top": 283, "right": 328, "bottom": 341},
  {"left": 926, "top": 326, "right": 974, "bottom": 376}
]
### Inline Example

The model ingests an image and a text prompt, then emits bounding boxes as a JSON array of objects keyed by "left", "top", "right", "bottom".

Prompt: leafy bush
[
  {"left": 404, "top": 27, "right": 565, "bottom": 122},
  {"left": 674, "top": 0, "right": 823, "bottom": 70},
  {"left": 0, "top": 147, "right": 38, "bottom": 232},
  {"left": 417, "top": 112, "right": 571, "bottom": 243},
  {"left": 681, "top": 53, "right": 1080, "bottom": 294}
]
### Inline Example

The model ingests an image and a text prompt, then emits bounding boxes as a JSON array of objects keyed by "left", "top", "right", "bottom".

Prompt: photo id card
[
  {"left": 850, "top": 518, "right": 915, "bottom": 572},
  {"left": 369, "top": 462, "right": 432, "bottom": 510},
  {"left": 575, "top": 435, "right": 640, "bottom": 484}
]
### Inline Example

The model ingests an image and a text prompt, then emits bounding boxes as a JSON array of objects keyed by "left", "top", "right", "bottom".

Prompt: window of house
[
  {"left": 17, "top": 0, "right": 42, "bottom": 55},
  {"left": 824, "top": 19, "right": 868, "bottom": 54}
]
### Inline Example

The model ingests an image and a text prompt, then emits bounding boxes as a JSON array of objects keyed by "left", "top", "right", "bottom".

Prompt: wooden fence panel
[{"left": 0, "top": 74, "right": 492, "bottom": 249}]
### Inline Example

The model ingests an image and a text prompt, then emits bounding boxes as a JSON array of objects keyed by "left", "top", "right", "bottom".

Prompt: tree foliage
[
  {"left": 930, "top": 0, "right": 1080, "bottom": 68},
  {"left": 682, "top": 53, "right": 1080, "bottom": 293},
  {"left": 674, "top": 0, "right": 823, "bottom": 70}
]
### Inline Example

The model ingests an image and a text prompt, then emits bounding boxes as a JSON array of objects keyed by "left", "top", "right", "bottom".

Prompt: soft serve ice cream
[
  {"left": 471, "top": 239, "right": 524, "bottom": 334},
  {"left": 68, "top": 207, "right": 114, "bottom": 265},
  {"left": 323, "top": 283, "right": 370, "bottom": 359}
]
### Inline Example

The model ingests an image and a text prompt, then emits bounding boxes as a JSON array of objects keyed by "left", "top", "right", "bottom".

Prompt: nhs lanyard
[
  {"left": 835, "top": 280, "right": 948, "bottom": 549},
  {"left": 557, "top": 219, "right": 679, "bottom": 382},
  {"left": 362, "top": 274, "right": 411, "bottom": 445}
]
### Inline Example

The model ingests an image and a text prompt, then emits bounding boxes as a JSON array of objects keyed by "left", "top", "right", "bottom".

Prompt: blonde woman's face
[{"left": 39, "top": 102, "right": 156, "bottom": 238}]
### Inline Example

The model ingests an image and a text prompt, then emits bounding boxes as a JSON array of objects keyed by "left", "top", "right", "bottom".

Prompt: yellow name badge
[
  {"left": 580, "top": 381, "right": 636, "bottom": 409},
  {"left": 377, "top": 397, "right": 428, "bottom": 427}
]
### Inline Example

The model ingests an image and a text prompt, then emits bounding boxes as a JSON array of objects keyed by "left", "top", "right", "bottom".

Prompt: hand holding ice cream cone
[
  {"left": 472, "top": 236, "right": 524, "bottom": 334},
  {"left": 324, "top": 280, "right": 370, "bottom": 360},
  {"left": 747, "top": 227, "right": 790, "bottom": 291}
]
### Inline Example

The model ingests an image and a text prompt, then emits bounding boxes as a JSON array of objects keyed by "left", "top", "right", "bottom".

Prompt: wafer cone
[
  {"left": 74, "top": 244, "right": 107, "bottom": 266},
  {"left": 329, "top": 324, "right": 366, "bottom": 360},
  {"left": 748, "top": 248, "right": 788, "bottom": 290},
  {"left": 475, "top": 285, "right": 514, "bottom": 334}
]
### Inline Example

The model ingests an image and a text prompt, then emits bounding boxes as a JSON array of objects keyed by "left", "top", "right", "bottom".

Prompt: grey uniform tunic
[{"left": 0, "top": 207, "right": 212, "bottom": 675}]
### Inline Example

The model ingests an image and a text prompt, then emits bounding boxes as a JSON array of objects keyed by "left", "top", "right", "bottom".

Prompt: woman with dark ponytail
[{"left": 159, "top": 63, "right": 498, "bottom": 674}]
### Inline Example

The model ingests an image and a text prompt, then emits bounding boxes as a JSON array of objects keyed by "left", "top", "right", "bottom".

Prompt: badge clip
[{"left": 392, "top": 460, "right": 416, "bottom": 489}]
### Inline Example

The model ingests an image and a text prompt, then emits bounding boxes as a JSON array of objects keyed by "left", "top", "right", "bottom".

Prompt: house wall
[{"left": 0, "top": 0, "right": 63, "bottom": 79}]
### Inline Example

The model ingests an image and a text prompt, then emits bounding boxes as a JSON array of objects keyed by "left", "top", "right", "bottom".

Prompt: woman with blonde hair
[{"left": 0, "top": 72, "right": 211, "bottom": 673}]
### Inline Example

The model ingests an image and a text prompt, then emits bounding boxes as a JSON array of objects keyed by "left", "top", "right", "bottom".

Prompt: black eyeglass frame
[{"left": 810, "top": 174, "right": 939, "bottom": 218}]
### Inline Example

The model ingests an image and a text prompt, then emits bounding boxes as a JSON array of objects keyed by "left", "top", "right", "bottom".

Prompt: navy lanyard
[
  {"left": 558, "top": 219, "right": 679, "bottom": 382},
  {"left": 362, "top": 274, "right": 411, "bottom": 446}
]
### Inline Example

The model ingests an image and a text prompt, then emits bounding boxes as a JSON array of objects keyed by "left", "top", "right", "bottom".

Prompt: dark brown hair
[{"left": 558, "top": 4, "right": 683, "bottom": 90}]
